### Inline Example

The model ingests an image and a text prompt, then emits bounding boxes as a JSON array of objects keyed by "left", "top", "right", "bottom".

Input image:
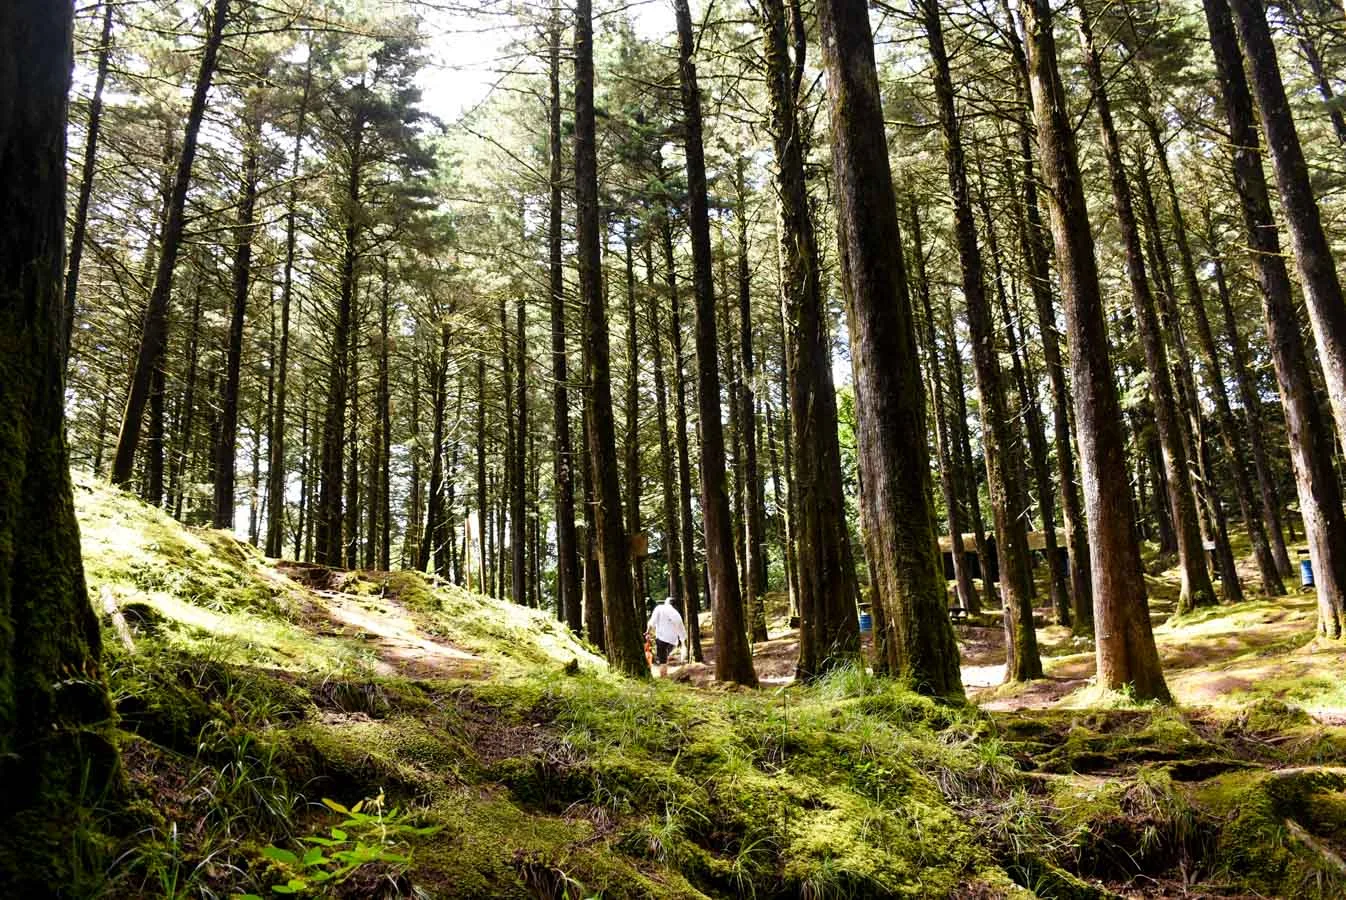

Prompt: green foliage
[{"left": 251, "top": 795, "right": 440, "bottom": 896}]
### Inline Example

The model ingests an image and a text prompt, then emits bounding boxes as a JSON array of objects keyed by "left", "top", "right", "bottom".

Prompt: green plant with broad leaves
[{"left": 236, "top": 795, "right": 440, "bottom": 897}]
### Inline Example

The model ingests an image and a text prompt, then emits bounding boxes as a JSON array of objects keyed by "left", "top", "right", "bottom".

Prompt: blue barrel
[
  {"left": 859, "top": 612, "right": 873, "bottom": 634},
  {"left": 1301, "top": 554, "right": 1315, "bottom": 588}
]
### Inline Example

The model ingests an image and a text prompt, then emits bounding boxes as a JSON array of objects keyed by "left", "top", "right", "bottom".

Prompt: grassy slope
[{"left": 76, "top": 476, "right": 1346, "bottom": 899}]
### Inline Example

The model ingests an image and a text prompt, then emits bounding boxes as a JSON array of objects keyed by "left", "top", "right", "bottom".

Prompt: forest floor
[{"left": 73, "top": 474, "right": 1346, "bottom": 899}]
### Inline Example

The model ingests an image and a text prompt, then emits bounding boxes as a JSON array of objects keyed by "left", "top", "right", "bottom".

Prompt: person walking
[{"left": 646, "top": 596, "right": 687, "bottom": 677}]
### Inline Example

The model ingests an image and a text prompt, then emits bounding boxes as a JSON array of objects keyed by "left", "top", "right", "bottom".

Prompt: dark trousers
[{"left": 655, "top": 639, "right": 674, "bottom": 665}]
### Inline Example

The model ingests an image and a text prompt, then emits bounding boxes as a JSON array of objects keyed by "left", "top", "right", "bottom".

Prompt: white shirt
[{"left": 647, "top": 602, "right": 687, "bottom": 645}]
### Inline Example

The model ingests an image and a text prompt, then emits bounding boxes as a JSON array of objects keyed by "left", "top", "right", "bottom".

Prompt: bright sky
[{"left": 413, "top": 0, "right": 676, "bottom": 124}]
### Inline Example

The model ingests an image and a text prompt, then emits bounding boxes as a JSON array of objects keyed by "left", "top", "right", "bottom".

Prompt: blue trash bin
[{"left": 1300, "top": 554, "right": 1315, "bottom": 588}]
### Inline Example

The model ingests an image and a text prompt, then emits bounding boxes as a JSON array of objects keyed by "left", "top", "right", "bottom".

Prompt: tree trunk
[
  {"left": 1281, "top": 0, "right": 1346, "bottom": 147},
  {"left": 922, "top": 0, "right": 1040, "bottom": 680},
  {"left": 549, "top": 11, "right": 581, "bottom": 632},
  {"left": 213, "top": 121, "right": 260, "bottom": 530},
  {"left": 1145, "top": 123, "right": 1282, "bottom": 596},
  {"left": 1077, "top": 3, "right": 1216, "bottom": 617},
  {"left": 0, "top": 2, "right": 117, "bottom": 885},
  {"left": 1006, "top": 53, "right": 1092, "bottom": 630},
  {"left": 513, "top": 292, "right": 528, "bottom": 605},
  {"left": 112, "top": 0, "right": 230, "bottom": 487},
  {"left": 988, "top": 190, "right": 1067, "bottom": 622},
  {"left": 675, "top": 0, "right": 756, "bottom": 686},
  {"left": 265, "top": 58, "right": 311, "bottom": 559},
  {"left": 622, "top": 227, "right": 647, "bottom": 615},
  {"left": 909, "top": 198, "right": 980, "bottom": 617},
  {"left": 1205, "top": 0, "right": 1346, "bottom": 637},
  {"left": 1019, "top": 0, "right": 1170, "bottom": 700},
  {"left": 1204, "top": 205, "right": 1293, "bottom": 579},
  {"left": 316, "top": 110, "right": 363, "bottom": 567},
  {"left": 818, "top": 0, "right": 961, "bottom": 697},
  {"left": 578, "top": 0, "right": 645, "bottom": 676},
  {"left": 421, "top": 327, "right": 449, "bottom": 573},
  {"left": 733, "top": 162, "right": 768, "bottom": 642},
  {"left": 763, "top": 0, "right": 862, "bottom": 675},
  {"left": 1228, "top": 0, "right": 1346, "bottom": 454},
  {"left": 664, "top": 218, "right": 704, "bottom": 662},
  {"left": 648, "top": 232, "right": 685, "bottom": 620},
  {"left": 344, "top": 316, "right": 360, "bottom": 569},
  {"left": 1133, "top": 148, "right": 1244, "bottom": 603},
  {"left": 63, "top": 0, "right": 115, "bottom": 364}
]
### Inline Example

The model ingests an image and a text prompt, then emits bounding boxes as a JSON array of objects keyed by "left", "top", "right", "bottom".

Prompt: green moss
[{"left": 1194, "top": 768, "right": 1346, "bottom": 898}]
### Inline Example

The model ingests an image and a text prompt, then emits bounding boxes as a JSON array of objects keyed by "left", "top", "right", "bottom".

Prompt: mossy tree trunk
[
  {"left": 1019, "top": 0, "right": 1170, "bottom": 701},
  {"left": 921, "top": 0, "right": 1040, "bottom": 680},
  {"left": 761, "top": 0, "right": 859, "bottom": 677},
  {"left": 674, "top": 0, "right": 756, "bottom": 686},
  {"left": 1204, "top": 0, "right": 1346, "bottom": 638},
  {"left": 818, "top": 0, "right": 962, "bottom": 697},
  {"left": 0, "top": 0, "right": 119, "bottom": 887}
]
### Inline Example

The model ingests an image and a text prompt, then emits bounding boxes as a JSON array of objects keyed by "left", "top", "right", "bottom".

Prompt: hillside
[{"left": 77, "top": 476, "right": 1346, "bottom": 899}]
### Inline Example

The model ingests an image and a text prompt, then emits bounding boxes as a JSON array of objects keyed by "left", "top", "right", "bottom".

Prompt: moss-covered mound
[{"left": 65, "top": 477, "right": 1346, "bottom": 899}]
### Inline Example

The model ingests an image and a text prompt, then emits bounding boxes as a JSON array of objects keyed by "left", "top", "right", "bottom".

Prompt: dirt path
[{"left": 277, "top": 563, "right": 490, "bottom": 680}]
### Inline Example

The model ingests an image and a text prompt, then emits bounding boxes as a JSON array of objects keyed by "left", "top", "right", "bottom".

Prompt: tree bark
[
  {"left": 64, "top": 0, "right": 115, "bottom": 365},
  {"left": 648, "top": 232, "right": 684, "bottom": 618},
  {"left": 923, "top": 0, "right": 1040, "bottom": 680},
  {"left": 1077, "top": 3, "right": 1216, "bottom": 617},
  {"left": 764, "top": 0, "right": 856, "bottom": 668},
  {"left": 112, "top": 0, "right": 230, "bottom": 487},
  {"left": 664, "top": 218, "right": 704, "bottom": 662},
  {"left": 1019, "top": 0, "right": 1169, "bottom": 700},
  {"left": 1005, "top": 50, "right": 1092, "bottom": 630},
  {"left": 674, "top": 0, "right": 756, "bottom": 685},
  {"left": 578, "top": 0, "right": 645, "bottom": 676},
  {"left": 734, "top": 162, "right": 768, "bottom": 642},
  {"left": 818, "top": 0, "right": 961, "bottom": 696},
  {"left": 909, "top": 197, "right": 980, "bottom": 617},
  {"left": 265, "top": 58, "right": 311, "bottom": 559},
  {"left": 513, "top": 291, "right": 528, "bottom": 605},
  {"left": 549, "top": 13, "right": 582, "bottom": 630},
  {"left": 622, "top": 227, "right": 648, "bottom": 615},
  {"left": 1228, "top": 0, "right": 1346, "bottom": 454},
  {"left": 1205, "top": 0, "right": 1346, "bottom": 637},
  {"left": 212, "top": 119, "right": 260, "bottom": 530},
  {"left": 1204, "top": 205, "right": 1293, "bottom": 579},
  {"left": 1144, "top": 123, "right": 1283, "bottom": 596},
  {"left": 0, "top": 1, "right": 117, "bottom": 885}
]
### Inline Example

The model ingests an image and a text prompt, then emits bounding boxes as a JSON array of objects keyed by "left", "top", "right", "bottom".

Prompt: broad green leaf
[{"left": 262, "top": 847, "right": 300, "bottom": 866}]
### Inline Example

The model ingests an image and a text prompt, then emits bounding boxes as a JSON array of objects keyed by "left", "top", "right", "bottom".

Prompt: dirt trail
[{"left": 277, "top": 562, "right": 490, "bottom": 680}]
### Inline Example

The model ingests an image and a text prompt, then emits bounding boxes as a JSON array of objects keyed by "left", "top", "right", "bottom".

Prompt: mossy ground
[{"left": 63, "top": 478, "right": 1346, "bottom": 898}]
